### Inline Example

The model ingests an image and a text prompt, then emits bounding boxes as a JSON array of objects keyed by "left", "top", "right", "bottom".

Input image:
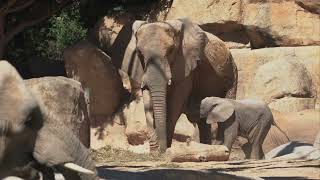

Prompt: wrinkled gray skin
[
  {"left": 115, "top": 18, "right": 237, "bottom": 153},
  {"left": 200, "top": 97, "right": 288, "bottom": 159},
  {"left": 0, "top": 61, "right": 98, "bottom": 180}
]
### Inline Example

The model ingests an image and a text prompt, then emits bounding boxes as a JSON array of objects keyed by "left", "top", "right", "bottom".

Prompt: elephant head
[
  {"left": 200, "top": 97, "right": 235, "bottom": 124},
  {"left": 121, "top": 19, "right": 206, "bottom": 152},
  {"left": 0, "top": 61, "right": 97, "bottom": 179}
]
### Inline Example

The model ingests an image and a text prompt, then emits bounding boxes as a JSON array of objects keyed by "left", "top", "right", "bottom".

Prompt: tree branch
[
  {"left": 0, "top": 0, "right": 17, "bottom": 15},
  {"left": 7, "top": 0, "right": 35, "bottom": 14},
  {"left": 3, "top": 9, "right": 57, "bottom": 45}
]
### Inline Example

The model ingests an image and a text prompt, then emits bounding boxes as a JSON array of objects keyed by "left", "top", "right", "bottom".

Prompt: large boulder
[
  {"left": 123, "top": 99, "right": 149, "bottom": 146},
  {"left": 158, "top": 0, "right": 320, "bottom": 48},
  {"left": 90, "top": 99, "right": 149, "bottom": 152},
  {"left": 249, "top": 59, "right": 312, "bottom": 101},
  {"left": 174, "top": 114, "right": 197, "bottom": 142},
  {"left": 25, "top": 77, "right": 90, "bottom": 147},
  {"left": 248, "top": 59, "right": 314, "bottom": 112},
  {"left": 64, "top": 40, "right": 125, "bottom": 127},
  {"left": 231, "top": 46, "right": 320, "bottom": 110},
  {"left": 268, "top": 97, "right": 315, "bottom": 113},
  {"left": 90, "top": 122, "right": 130, "bottom": 151}
]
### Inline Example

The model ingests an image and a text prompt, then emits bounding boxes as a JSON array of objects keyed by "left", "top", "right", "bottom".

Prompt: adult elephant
[
  {"left": 0, "top": 61, "right": 98, "bottom": 180},
  {"left": 112, "top": 18, "right": 238, "bottom": 152}
]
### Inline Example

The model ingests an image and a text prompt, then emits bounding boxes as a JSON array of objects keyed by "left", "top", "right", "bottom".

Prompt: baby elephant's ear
[{"left": 206, "top": 100, "right": 234, "bottom": 124}]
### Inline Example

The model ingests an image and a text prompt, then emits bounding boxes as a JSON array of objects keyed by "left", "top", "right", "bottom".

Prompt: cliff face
[
  {"left": 91, "top": 0, "right": 320, "bottom": 111},
  {"left": 87, "top": 0, "right": 320, "bottom": 154},
  {"left": 153, "top": 0, "right": 320, "bottom": 111}
]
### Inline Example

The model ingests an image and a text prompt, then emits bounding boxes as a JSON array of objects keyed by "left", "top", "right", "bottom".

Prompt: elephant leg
[
  {"left": 250, "top": 123, "right": 271, "bottom": 159},
  {"left": 212, "top": 123, "right": 224, "bottom": 145},
  {"left": 142, "top": 89, "right": 158, "bottom": 151},
  {"left": 242, "top": 142, "right": 253, "bottom": 159},
  {"left": 197, "top": 118, "right": 211, "bottom": 144},
  {"left": 223, "top": 120, "right": 239, "bottom": 151},
  {"left": 167, "top": 77, "right": 193, "bottom": 148}
]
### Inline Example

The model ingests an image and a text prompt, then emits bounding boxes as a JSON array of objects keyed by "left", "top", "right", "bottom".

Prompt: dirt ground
[{"left": 92, "top": 146, "right": 320, "bottom": 180}]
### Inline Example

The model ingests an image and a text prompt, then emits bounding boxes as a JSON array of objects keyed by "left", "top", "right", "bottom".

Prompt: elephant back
[{"left": 203, "top": 32, "right": 234, "bottom": 78}]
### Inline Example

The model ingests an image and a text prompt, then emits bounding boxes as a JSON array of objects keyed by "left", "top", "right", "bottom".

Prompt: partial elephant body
[
  {"left": 113, "top": 18, "right": 238, "bottom": 152},
  {"left": 264, "top": 141, "right": 320, "bottom": 160},
  {"left": 200, "top": 97, "right": 280, "bottom": 159},
  {"left": 0, "top": 61, "right": 98, "bottom": 180},
  {"left": 33, "top": 124, "right": 98, "bottom": 180}
]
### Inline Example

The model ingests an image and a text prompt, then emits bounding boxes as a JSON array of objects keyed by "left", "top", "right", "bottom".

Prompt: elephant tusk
[
  {"left": 168, "top": 79, "right": 172, "bottom": 86},
  {"left": 63, "top": 162, "right": 94, "bottom": 174},
  {"left": 2, "top": 177, "right": 25, "bottom": 180},
  {"left": 141, "top": 81, "right": 145, "bottom": 88}
]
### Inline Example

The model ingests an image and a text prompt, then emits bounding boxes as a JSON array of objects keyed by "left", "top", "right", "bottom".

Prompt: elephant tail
[{"left": 271, "top": 119, "right": 290, "bottom": 142}]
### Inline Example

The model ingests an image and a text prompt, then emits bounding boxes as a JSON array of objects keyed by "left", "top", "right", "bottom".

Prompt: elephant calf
[{"left": 200, "top": 97, "right": 288, "bottom": 159}]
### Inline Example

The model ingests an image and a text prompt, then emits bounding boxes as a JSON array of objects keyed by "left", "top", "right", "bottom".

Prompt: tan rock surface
[
  {"left": 262, "top": 109, "right": 320, "bottom": 153},
  {"left": 243, "top": 0, "right": 320, "bottom": 48},
  {"left": 91, "top": 123, "right": 129, "bottom": 150},
  {"left": 248, "top": 59, "right": 313, "bottom": 111},
  {"left": 166, "top": 0, "right": 242, "bottom": 25},
  {"left": 231, "top": 46, "right": 320, "bottom": 110},
  {"left": 88, "top": 14, "right": 135, "bottom": 54},
  {"left": 160, "top": 0, "right": 320, "bottom": 48},
  {"left": 268, "top": 97, "right": 315, "bottom": 113},
  {"left": 123, "top": 99, "right": 149, "bottom": 146},
  {"left": 173, "top": 114, "right": 196, "bottom": 142}
]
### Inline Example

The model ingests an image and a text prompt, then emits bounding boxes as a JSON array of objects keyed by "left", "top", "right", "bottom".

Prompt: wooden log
[{"left": 166, "top": 141, "right": 230, "bottom": 162}]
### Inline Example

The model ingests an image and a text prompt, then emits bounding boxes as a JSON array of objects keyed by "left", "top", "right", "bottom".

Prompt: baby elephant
[{"left": 200, "top": 97, "right": 286, "bottom": 159}]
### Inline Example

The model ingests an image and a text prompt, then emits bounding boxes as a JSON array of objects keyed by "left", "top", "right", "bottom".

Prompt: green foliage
[
  {"left": 37, "top": 3, "right": 87, "bottom": 61},
  {"left": 7, "top": 2, "right": 87, "bottom": 61}
]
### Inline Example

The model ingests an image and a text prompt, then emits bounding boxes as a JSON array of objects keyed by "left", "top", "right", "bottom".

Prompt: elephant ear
[
  {"left": 0, "top": 61, "right": 38, "bottom": 133},
  {"left": 179, "top": 18, "right": 206, "bottom": 78},
  {"left": 204, "top": 98, "right": 235, "bottom": 124},
  {"left": 121, "top": 20, "right": 146, "bottom": 84}
]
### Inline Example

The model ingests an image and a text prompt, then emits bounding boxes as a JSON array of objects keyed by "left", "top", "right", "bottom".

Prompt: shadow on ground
[
  {"left": 97, "top": 167, "right": 257, "bottom": 180},
  {"left": 97, "top": 165, "right": 317, "bottom": 180}
]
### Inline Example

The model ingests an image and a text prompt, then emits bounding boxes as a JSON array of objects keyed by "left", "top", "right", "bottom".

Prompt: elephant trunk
[
  {"left": 33, "top": 125, "right": 99, "bottom": 180},
  {"left": 143, "top": 58, "right": 171, "bottom": 153},
  {"left": 59, "top": 133, "right": 99, "bottom": 180},
  {"left": 149, "top": 86, "right": 167, "bottom": 153}
]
